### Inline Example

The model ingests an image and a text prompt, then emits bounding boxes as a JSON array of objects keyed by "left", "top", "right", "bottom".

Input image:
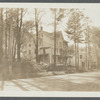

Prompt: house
[
  {"left": 38, "top": 27, "right": 69, "bottom": 64},
  {"left": 38, "top": 29, "right": 53, "bottom": 64},
  {"left": 79, "top": 45, "right": 97, "bottom": 70},
  {"left": 21, "top": 27, "right": 69, "bottom": 64},
  {"left": 21, "top": 33, "right": 36, "bottom": 61}
]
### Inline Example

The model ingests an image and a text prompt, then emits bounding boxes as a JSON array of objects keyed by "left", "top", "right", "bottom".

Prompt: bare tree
[
  {"left": 0, "top": 8, "right": 4, "bottom": 63},
  {"left": 34, "top": 8, "right": 39, "bottom": 63},
  {"left": 16, "top": 8, "right": 23, "bottom": 61},
  {"left": 51, "top": 8, "right": 65, "bottom": 67},
  {"left": 34, "top": 8, "right": 44, "bottom": 63}
]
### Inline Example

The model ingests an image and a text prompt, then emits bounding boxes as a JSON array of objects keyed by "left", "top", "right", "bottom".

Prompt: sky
[
  {"left": 3, "top": 3, "right": 99, "bottom": 47},
  {"left": 24, "top": 7, "right": 100, "bottom": 31},
  {"left": 84, "top": 8, "right": 100, "bottom": 27},
  {"left": 0, "top": 3, "right": 100, "bottom": 28},
  {"left": 23, "top": 7, "right": 100, "bottom": 46}
]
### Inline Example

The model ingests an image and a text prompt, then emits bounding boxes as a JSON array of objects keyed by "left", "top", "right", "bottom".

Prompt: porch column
[{"left": 49, "top": 48, "right": 52, "bottom": 63}]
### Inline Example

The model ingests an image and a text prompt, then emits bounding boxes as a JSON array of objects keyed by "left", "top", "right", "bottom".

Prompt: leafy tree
[
  {"left": 66, "top": 9, "right": 85, "bottom": 70},
  {"left": 91, "top": 26, "right": 100, "bottom": 68},
  {"left": 3, "top": 8, "right": 27, "bottom": 61}
]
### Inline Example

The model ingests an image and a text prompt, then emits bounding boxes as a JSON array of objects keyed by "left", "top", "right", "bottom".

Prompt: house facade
[
  {"left": 21, "top": 33, "right": 36, "bottom": 61},
  {"left": 38, "top": 28, "right": 69, "bottom": 64},
  {"left": 21, "top": 28, "right": 69, "bottom": 65},
  {"left": 68, "top": 45, "right": 97, "bottom": 70}
]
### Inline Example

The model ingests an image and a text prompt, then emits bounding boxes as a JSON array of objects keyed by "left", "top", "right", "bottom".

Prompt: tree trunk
[
  {"left": 8, "top": 25, "right": 11, "bottom": 59},
  {"left": 85, "top": 42, "right": 88, "bottom": 70},
  {"left": 16, "top": 8, "right": 23, "bottom": 61},
  {"left": 16, "top": 9, "right": 19, "bottom": 61},
  {"left": 36, "top": 22, "right": 38, "bottom": 63},
  {"left": 0, "top": 8, "right": 3, "bottom": 63},
  {"left": 75, "top": 41, "right": 77, "bottom": 68},
  {"left": 77, "top": 42, "right": 79, "bottom": 69},
  {"left": 35, "top": 8, "right": 39, "bottom": 63},
  {"left": 12, "top": 39, "right": 16, "bottom": 61},
  {"left": 5, "top": 9, "right": 8, "bottom": 57},
  {"left": 87, "top": 29, "right": 89, "bottom": 70},
  {"left": 54, "top": 9, "right": 57, "bottom": 68}
]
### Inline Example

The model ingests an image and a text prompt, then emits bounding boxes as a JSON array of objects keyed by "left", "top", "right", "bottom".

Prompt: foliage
[
  {"left": 91, "top": 27, "right": 100, "bottom": 48},
  {"left": 66, "top": 9, "right": 85, "bottom": 42},
  {"left": 50, "top": 8, "right": 65, "bottom": 25}
]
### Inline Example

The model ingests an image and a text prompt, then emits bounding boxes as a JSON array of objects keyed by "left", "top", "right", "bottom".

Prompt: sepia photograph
[{"left": 0, "top": 3, "right": 100, "bottom": 97}]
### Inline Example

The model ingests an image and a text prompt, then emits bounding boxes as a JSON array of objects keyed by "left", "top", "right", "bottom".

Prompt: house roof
[
  {"left": 39, "top": 30, "right": 68, "bottom": 43},
  {"left": 25, "top": 29, "right": 69, "bottom": 44},
  {"left": 39, "top": 30, "right": 53, "bottom": 38}
]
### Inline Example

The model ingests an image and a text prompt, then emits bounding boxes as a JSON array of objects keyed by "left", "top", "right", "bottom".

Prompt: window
[
  {"left": 59, "top": 42, "right": 62, "bottom": 47},
  {"left": 80, "top": 55, "right": 82, "bottom": 59},
  {"left": 29, "top": 50, "right": 31, "bottom": 54},
  {"left": 82, "top": 62, "right": 85, "bottom": 67},
  {"left": 60, "top": 49, "right": 63, "bottom": 54},
  {"left": 43, "top": 49, "right": 45, "bottom": 54},
  {"left": 56, "top": 48, "right": 58, "bottom": 53},
  {"left": 29, "top": 44, "right": 31, "bottom": 47}
]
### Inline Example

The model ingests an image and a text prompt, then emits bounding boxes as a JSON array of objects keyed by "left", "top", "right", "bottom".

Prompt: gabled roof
[
  {"left": 39, "top": 30, "right": 68, "bottom": 43},
  {"left": 56, "top": 31, "right": 69, "bottom": 43},
  {"left": 39, "top": 30, "right": 53, "bottom": 39},
  {"left": 28, "top": 29, "right": 69, "bottom": 44}
]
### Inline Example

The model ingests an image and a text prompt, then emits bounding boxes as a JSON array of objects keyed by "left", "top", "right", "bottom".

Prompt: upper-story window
[
  {"left": 42, "top": 49, "right": 46, "bottom": 54},
  {"left": 56, "top": 48, "right": 58, "bottom": 53},
  {"left": 60, "top": 49, "right": 63, "bottom": 54},
  {"left": 80, "top": 55, "right": 82, "bottom": 59},
  {"left": 39, "top": 33, "right": 43, "bottom": 38},
  {"left": 59, "top": 42, "right": 62, "bottom": 47},
  {"left": 56, "top": 42, "right": 58, "bottom": 47},
  {"left": 29, "top": 44, "right": 31, "bottom": 47}
]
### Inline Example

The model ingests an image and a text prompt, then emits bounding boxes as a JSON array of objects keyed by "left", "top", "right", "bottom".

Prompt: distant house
[
  {"left": 79, "top": 46, "right": 97, "bottom": 70},
  {"left": 68, "top": 45, "right": 97, "bottom": 70}
]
